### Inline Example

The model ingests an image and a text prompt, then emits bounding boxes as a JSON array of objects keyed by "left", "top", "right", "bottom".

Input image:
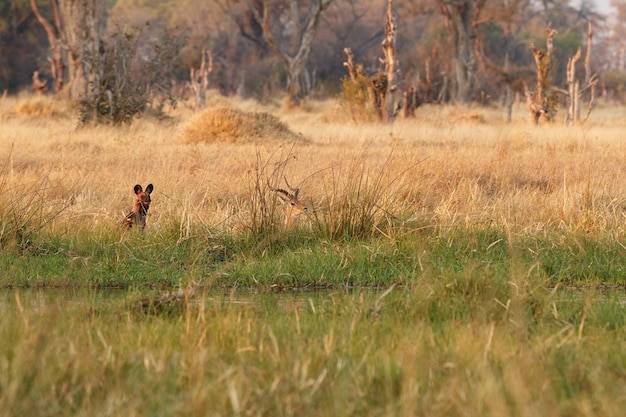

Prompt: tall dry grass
[
  {"left": 1, "top": 95, "right": 626, "bottom": 416},
  {"left": 1, "top": 285, "right": 624, "bottom": 417},
  {"left": 1, "top": 94, "right": 626, "bottom": 242}
]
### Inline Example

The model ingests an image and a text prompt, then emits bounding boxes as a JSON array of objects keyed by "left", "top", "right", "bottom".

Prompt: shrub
[
  {"left": 78, "top": 24, "right": 185, "bottom": 125},
  {"left": 340, "top": 72, "right": 387, "bottom": 122}
]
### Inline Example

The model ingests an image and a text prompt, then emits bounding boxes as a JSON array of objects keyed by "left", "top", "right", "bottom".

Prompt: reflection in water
[
  {"left": 0, "top": 288, "right": 122, "bottom": 314},
  {"left": 1, "top": 286, "right": 624, "bottom": 315},
  {"left": 0, "top": 287, "right": 355, "bottom": 315}
]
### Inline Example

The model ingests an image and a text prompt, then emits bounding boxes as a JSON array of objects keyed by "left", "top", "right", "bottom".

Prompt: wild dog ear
[
  {"left": 134, "top": 184, "right": 143, "bottom": 194},
  {"left": 145, "top": 184, "right": 154, "bottom": 193}
]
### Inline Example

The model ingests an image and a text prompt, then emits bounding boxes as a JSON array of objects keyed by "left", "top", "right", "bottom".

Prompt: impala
[
  {"left": 122, "top": 183, "right": 154, "bottom": 231},
  {"left": 269, "top": 177, "right": 308, "bottom": 228}
]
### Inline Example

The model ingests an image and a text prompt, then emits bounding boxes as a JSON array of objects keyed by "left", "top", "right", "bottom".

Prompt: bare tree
[
  {"left": 436, "top": 0, "right": 486, "bottom": 104},
  {"left": 581, "top": 22, "right": 598, "bottom": 122},
  {"left": 565, "top": 22, "right": 598, "bottom": 124},
  {"left": 381, "top": 0, "right": 399, "bottom": 123},
  {"left": 190, "top": 49, "right": 213, "bottom": 109},
  {"left": 243, "top": 0, "right": 333, "bottom": 106},
  {"left": 30, "top": 0, "right": 104, "bottom": 101},
  {"left": 30, "top": 0, "right": 65, "bottom": 93},
  {"left": 527, "top": 26, "right": 557, "bottom": 124}
]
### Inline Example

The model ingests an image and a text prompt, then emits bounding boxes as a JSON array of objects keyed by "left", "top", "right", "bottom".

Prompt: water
[
  {"left": 1, "top": 285, "right": 624, "bottom": 314},
  {"left": 0, "top": 286, "right": 362, "bottom": 314}
]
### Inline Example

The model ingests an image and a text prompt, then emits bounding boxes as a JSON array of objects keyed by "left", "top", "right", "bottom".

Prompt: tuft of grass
[
  {"left": 10, "top": 95, "right": 71, "bottom": 119},
  {"left": 531, "top": 232, "right": 626, "bottom": 286},
  {"left": 311, "top": 146, "right": 419, "bottom": 241},
  {"left": 0, "top": 157, "right": 71, "bottom": 253}
]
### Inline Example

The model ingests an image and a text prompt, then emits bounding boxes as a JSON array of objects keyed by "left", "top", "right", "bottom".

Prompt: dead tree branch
[
  {"left": 32, "top": 71, "right": 48, "bottom": 94},
  {"left": 190, "top": 49, "right": 213, "bottom": 109},
  {"left": 381, "top": 0, "right": 399, "bottom": 123},
  {"left": 528, "top": 26, "right": 557, "bottom": 124},
  {"left": 566, "top": 47, "right": 581, "bottom": 124},
  {"left": 582, "top": 22, "right": 598, "bottom": 123},
  {"left": 30, "top": 0, "right": 65, "bottom": 93}
]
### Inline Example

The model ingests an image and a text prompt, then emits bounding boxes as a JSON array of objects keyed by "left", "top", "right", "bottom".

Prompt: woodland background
[{"left": 2, "top": 0, "right": 626, "bottom": 107}]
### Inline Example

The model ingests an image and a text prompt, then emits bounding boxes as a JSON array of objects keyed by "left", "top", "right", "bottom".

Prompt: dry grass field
[
  {"left": 2, "top": 93, "right": 626, "bottom": 243},
  {"left": 1, "top": 94, "right": 625, "bottom": 417}
]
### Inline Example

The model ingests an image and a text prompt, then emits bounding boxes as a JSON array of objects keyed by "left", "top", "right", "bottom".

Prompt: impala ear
[
  {"left": 145, "top": 184, "right": 154, "bottom": 193},
  {"left": 134, "top": 184, "right": 143, "bottom": 194}
]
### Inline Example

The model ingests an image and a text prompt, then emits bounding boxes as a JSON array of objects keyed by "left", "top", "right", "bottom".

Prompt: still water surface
[
  {"left": 0, "top": 287, "right": 366, "bottom": 315},
  {"left": 1, "top": 286, "right": 623, "bottom": 314}
]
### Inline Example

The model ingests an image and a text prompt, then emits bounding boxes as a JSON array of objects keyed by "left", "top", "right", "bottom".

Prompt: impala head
[
  {"left": 269, "top": 177, "right": 308, "bottom": 228},
  {"left": 122, "top": 183, "right": 154, "bottom": 231}
]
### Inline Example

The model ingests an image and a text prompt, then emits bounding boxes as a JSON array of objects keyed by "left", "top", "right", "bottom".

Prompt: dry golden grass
[
  {"left": 1, "top": 94, "right": 626, "bottom": 238},
  {"left": 1, "top": 93, "right": 73, "bottom": 120},
  {"left": 177, "top": 106, "right": 305, "bottom": 144}
]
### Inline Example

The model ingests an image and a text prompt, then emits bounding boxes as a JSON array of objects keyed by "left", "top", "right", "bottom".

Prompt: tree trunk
[
  {"left": 343, "top": 47, "right": 358, "bottom": 81},
  {"left": 566, "top": 48, "right": 582, "bottom": 125},
  {"left": 451, "top": 2, "right": 474, "bottom": 103},
  {"left": 58, "top": 0, "right": 104, "bottom": 101},
  {"left": 437, "top": 0, "right": 482, "bottom": 104},
  {"left": 286, "top": 55, "right": 305, "bottom": 106}
]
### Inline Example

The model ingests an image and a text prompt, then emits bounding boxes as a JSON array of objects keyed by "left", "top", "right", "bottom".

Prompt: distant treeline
[{"left": 2, "top": 0, "right": 626, "bottom": 104}]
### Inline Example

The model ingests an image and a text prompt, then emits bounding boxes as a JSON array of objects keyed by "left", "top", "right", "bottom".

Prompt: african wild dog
[{"left": 122, "top": 184, "right": 153, "bottom": 231}]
